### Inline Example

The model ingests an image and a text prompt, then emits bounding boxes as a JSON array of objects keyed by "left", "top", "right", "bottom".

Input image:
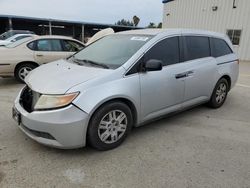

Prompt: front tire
[
  {"left": 208, "top": 78, "right": 229, "bottom": 108},
  {"left": 87, "top": 101, "right": 133, "bottom": 151},
  {"left": 15, "top": 63, "right": 37, "bottom": 83}
]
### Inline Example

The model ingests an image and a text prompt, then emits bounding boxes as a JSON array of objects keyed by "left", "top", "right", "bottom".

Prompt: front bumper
[{"left": 13, "top": 91, "right": 90, "bottom": 149}]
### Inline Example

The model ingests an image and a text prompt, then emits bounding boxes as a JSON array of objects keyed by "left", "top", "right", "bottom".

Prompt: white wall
[{"left": 163, "top": 0, "right": 250, "bottom": 61}]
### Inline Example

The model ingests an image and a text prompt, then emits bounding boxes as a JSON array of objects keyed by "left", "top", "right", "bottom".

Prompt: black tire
[
  {"left": 15, "top": 63, "right": 37, "bottom": 83},
  {"left": 87, "top": 101, "right": 133, "bottom": 151},
  {"left": 208, "top": 78, "right": 229, "bottom": 108}
]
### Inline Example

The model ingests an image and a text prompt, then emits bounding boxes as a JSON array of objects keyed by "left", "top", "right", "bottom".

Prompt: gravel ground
[{"left": 0, "top": 62, "right": 250, "bottom": 188}]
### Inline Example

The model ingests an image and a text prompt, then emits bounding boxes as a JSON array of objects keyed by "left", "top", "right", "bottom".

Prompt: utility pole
[
  {"left": 8, "top": 18, "right": 13, "bottom": 30},
  {"left": 49, "top": 20, "right": 52, "bottom": 35}
]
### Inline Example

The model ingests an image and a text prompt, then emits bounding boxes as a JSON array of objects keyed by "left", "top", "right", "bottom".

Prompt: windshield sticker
[{"left": 130, "top": 37, "right": 149, "bottom": 41}]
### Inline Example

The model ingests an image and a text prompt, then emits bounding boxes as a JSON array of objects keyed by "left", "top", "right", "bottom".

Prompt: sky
[{"left": 0, "top": 0, "right": 163, "bottom": 26}]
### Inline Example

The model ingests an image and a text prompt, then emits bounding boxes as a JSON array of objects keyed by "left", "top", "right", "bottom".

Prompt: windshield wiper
[{"left": 73, "top": 58, "right": 109, "bottom": 69}]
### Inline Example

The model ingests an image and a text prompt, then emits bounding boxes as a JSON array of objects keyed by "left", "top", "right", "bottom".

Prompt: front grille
[{"left": 20, "top": 86, "right": 41, "bottom": 113}]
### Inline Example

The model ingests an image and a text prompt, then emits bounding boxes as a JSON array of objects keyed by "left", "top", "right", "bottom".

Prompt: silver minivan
[{"left": 13, "top": 29, "right": 239, "bottom": 150}]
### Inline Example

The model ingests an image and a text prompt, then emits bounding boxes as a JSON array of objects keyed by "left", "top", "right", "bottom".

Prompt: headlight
[{"left": 34, "top": 92, "right": 79, "bottom": 110}]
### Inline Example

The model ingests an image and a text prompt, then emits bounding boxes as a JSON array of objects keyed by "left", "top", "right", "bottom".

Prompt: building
[
  {"left": 162, "top": 0, "right": 250, "bottom": 61},
  {"left": 0, "top": 15, "right": 139, "bottom": 42}
]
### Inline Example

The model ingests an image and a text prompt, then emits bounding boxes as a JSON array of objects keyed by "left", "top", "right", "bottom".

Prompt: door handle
[
  {"left": 175, "top": 71, "right": 194, "bottom": 79},
  {"left": 175, "top": 73, "right": 187, "bottom": 79},
  {"left": 36, "top": 54, "right": 43, "bottom": 57},
  {"left": 186, "top": 70, "right": 194, "bottom": 76}
]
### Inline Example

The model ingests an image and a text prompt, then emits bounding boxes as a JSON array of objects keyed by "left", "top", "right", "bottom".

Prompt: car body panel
[
  {"left": 139, "top": 64, "right": 185, "bottom": 122},
  {"left": 14, "top": 89, "right": 89, "bottom": 148},
  {"left": 25, "top": 60, "right": 112, "bottom": 94}
]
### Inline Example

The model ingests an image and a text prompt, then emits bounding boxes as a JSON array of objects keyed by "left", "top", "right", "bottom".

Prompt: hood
[
  {"left": 86, "top": 28, "right": 114, "bottom": 46},
  {"left": 25, "top": 59, "right": 112, "bottom": 94}
]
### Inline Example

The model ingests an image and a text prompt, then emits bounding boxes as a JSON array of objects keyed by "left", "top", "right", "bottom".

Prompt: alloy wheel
[
  {"left": 98, "top": 110, "right": 128, "bottom": 144},
  {"left": 18, "top": 67, "right": 32, "bottom": 81},
  {"left": 215, "top": 83, "right": 227, "bottom": 104}
]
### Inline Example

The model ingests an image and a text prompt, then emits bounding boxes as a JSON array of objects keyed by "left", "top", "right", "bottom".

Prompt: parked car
[
  {"left": 0, "top": 35, "right": 85, "bottom": 82},
  {"left": 0, "top": 34, "right": 36, "bottom": 46},
  {"left": 13, "top": 29, "right": 239, "bottom": 150},
  {"left": 0, "top": 30, "right": 35, "bottom": 40}
]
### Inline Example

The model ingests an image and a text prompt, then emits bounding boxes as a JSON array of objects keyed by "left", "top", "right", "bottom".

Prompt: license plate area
[{"left": 12, "top": 107, "right": 21, "bottom": 125}]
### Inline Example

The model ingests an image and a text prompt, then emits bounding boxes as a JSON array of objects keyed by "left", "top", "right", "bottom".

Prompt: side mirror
[
  {"left": 11, "top": 39, "right": 16, "bottom": 42},
  {"left": 144, "top": 59, "right": 163, "bottom": 72}
]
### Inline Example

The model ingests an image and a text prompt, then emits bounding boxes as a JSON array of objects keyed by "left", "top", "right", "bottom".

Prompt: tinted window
[
  {"left": 185, "top": 36, "right": 210, "bottom": 61},
  {"left": 210, "top": 38, "right": 233, "bottom": 57},
  {"left": 27, "top": 42, "right": 35, "bottom": 50},
  {"left": 37, "top": 39, "right": 63, "bottom": 51},
  {"left": 144, "top": 37, "right": 180, "bottom": 66},
  {"left": 62, "top": 40, "right": 84, "bottom": 52},
  {"left": 15, "top": 36, "right": 29, "bottom": 41}
]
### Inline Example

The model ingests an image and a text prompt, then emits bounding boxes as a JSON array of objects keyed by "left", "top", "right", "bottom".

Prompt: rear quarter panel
[{"left": 214, "top": 53, "right": 239, "bottom": 90}]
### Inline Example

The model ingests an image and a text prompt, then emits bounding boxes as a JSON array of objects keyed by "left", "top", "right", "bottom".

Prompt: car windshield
[
  {"left": 0, "top": 31, "right": 13, "bottom": 40},
  {"left": 72, "top": 34, "right": 152, "bottom": 69},
  {"left": 5, "top": 37, "right": 33, "bottom": 48}
]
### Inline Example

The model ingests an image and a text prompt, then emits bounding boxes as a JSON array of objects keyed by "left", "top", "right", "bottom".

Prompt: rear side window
[
  {"left": 36, "top": 39, "right": 63, "bottom": 51},
  {"left": 27, "top": 42, "right": 35, "bottom": 50},
  {"left": 210, "top": 38, "right": 233, "bottom": 57},
  {"left": 144, "top": 37, "right": 180, "bottom": 66},
  {"left": 184, "top": 36, "right": 210, "bottom": 61}
]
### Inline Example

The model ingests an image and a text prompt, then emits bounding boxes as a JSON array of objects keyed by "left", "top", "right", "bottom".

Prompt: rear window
[
  {"left": 210, "top": 38, "right": 233, "bottom": 57},
  {"left": 184, "top": 36, "right": 210, "bottom": 61},
  {"left": 5, "top": 37, "right": 33, "bottom": 48}
]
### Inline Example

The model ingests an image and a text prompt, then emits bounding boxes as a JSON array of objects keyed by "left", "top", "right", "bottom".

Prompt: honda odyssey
[{"left": 13, "top": 29, "right": 239, "bottom": 150}]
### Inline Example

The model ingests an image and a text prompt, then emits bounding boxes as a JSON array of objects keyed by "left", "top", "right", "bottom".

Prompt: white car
[
  {"left": 0, "top": 35, "right": 85, "bottom": 82},
  {"left": 0, "top": 34, "right": 36, "bottom": 46}
]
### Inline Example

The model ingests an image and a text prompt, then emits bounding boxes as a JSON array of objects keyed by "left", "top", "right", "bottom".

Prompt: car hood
[{"left": 25, "top": 59, "right": 112, "bottom": 94}]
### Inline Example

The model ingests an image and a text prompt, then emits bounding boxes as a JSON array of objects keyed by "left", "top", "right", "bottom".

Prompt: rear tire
[
  {"left": 208, "top": 78, "right": 229, "bottom": 108},
  {"left": 15, "top": 63, "right": 37, "bottom": 83},
  {"left": 87, "top": 101, "right": 133, "bottom": 151}
]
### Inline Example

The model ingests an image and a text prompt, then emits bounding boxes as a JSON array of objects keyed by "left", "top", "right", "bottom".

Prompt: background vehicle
[
  {"left": 0, "top": 35, "right": 85, "bottom": 82},
  {"left": 13, "top": 29, "right": 239, "bottom": 150},
  {"left": 0, "top": 30, "right": 35, "bottom": 40},
  {"left": 0, "top": 34, "right": 36, "bottom": 46}
]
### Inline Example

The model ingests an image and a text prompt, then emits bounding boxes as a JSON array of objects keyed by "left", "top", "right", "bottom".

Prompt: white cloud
[{"left": 0, "top": 0, "right": 163, "bottom": 26}]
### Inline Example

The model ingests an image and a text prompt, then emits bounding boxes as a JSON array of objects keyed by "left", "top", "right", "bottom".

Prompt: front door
[{"left": 139, "top": 36, "right": 185, "bottom": 122}]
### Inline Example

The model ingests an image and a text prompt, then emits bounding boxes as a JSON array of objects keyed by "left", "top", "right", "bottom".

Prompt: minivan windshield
[
  {"left": 5, "top": 37, "right": 33, "bottom": 48},
  {"left": 72, "top": 34, "right": 152, "bottom": 69}
]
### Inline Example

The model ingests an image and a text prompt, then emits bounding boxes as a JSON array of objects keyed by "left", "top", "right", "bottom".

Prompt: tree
[
  {"left": 133, "top": 15, "right": 140, "bottom": 27},
  {"left": 115, "top": 19, "right": 134, "bottom": 27},
  {"left": 157, "top": 22, "right": 162, "bottom": 28},
  {"left": 147, "top": 22, "right": 163, "bottom": 28},
  {"left": 147, "top": 22, "right": 156, "bottom": 28}
]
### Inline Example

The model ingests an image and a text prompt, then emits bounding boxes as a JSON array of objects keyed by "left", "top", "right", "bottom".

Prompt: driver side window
[
  {"left": 144, "top": 37, "right": 180, "bottom": 66},
  {"left": 126, "top": 36, "right": 181, "bottom": 76}
]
